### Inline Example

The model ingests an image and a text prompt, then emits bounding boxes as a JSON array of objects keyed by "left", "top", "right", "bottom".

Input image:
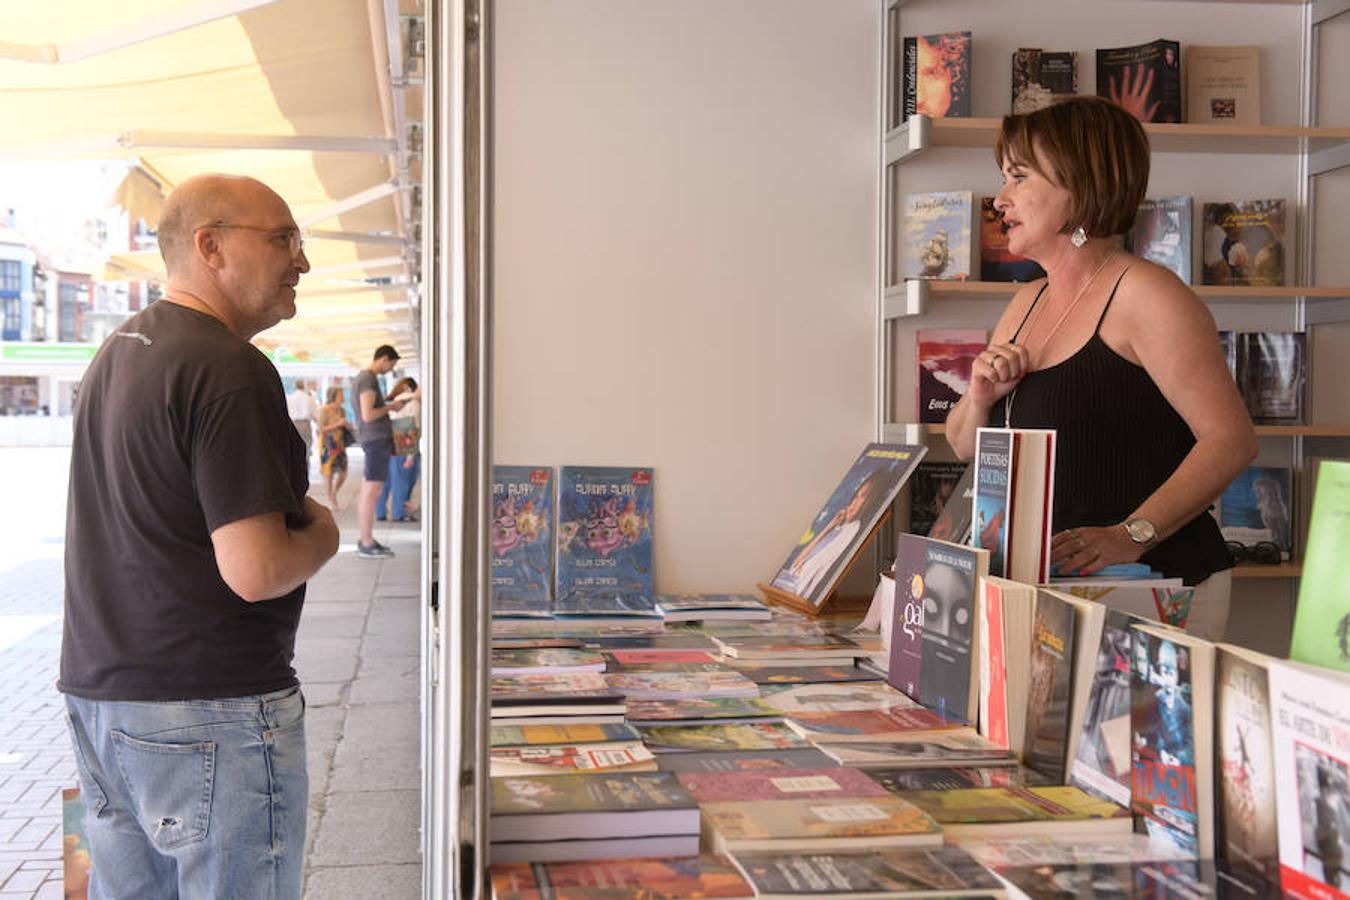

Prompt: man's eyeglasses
[
  {"left": 1225, "top": 540, "right": 1284, "bottom": 566},
  {"left": 198, "top": 223, "right": 304, "bottom": 256}
]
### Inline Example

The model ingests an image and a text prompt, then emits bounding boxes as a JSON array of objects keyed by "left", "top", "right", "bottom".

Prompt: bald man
[{"left": 59, "top": 174, "right": 338, "bottom": 899}]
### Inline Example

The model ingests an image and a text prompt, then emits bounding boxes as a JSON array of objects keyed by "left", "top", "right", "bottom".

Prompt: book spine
[{"left": 903, "top": 36, "right": 917, "bottom": 121}]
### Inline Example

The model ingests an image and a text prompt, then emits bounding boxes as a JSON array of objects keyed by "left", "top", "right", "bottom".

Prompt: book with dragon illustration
[
  {"left": 490, "top": 465, "right": 555, "bottom": 614},
  {"left": 555, "top": 466, "right": 654, "bottom": 610}
]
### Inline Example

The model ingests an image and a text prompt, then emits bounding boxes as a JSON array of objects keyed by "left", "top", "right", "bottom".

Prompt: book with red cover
[
  {"left": 916, "top": 329, "right": 987, "bottom": 424},
  {"left": 675, "top": 767, "right": 888, "bottom": 804},
  {"left": 784, "top": 707, "right": 968, "bottom": 743},
  {"left": 490, "top": 855, "right": 754, "bottom": 900}
]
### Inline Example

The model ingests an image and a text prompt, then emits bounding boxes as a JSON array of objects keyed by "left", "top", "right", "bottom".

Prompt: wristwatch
[{"left": 1123, "top": 517, "right": 1158, "bottom": 547}]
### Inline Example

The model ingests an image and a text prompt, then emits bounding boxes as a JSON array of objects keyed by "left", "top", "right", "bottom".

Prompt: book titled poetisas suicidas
[
  {"left": 555, "top": 466, "right": 653, "bottom": 610},
  {"left": 491, "top": 466, "right": 554, "bottom": 615}
]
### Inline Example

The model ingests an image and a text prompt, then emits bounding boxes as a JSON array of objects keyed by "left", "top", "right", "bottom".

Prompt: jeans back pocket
[{"left": 110, "top": 730, "right": 216, "bottom": 851}]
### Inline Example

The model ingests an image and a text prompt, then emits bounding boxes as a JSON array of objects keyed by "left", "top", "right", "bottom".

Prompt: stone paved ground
[{"left": 0, "top": 447, "right": 423, "bottom": 899}]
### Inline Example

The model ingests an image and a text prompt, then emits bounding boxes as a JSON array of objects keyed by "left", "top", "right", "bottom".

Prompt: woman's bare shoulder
[{"left": 991, "top": 277, "right": 1049, "bottom": 342}]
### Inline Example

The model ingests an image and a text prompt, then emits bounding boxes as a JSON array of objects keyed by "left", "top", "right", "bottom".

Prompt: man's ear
[{"left": 194, "top": 227, "right": 226, "bottom": 270}]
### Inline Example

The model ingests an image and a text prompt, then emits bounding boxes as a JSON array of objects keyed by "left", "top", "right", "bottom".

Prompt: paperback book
[
  {"left": 490, "top": 722, "right": 640, "bottom": 747},
  {"left": 1217, "top": 466, "right": 1293, "bottom": 557},
  {"left": 1125, "top": 196, "right": 1193, "bottom": 284},
  {"left": 916, "top": 330, "right": 986, "bottom": 424},
  {"left": 490, "top": 772, "right": 699, "bottom": 843},
  {"left": 818, "top": 733, "right": 1015, "bottom": 770},
  {"left": 624, "top": 696, "right": 782, "bottom": 726},
  {"left": 909, "top": 461, "right": 969, "bottom": 537},
  {"left": 731, "top": 846, "right": 1002, "bottom": 898},
  {"left": 768, "top": 444, "right": 928, "bottom": 609},
  {"left": 1215, "top": 645, "right": 1279, "bottom": 884},
  {"left": 654, "top": 747, "right": 837, "bottom": 774},
  {"left": 902, "top": 31, "right": 972, "bottom": 121},
  {"left": 1240, "top": 331, "right": 1304, "bottom": 424},
  {"left": 489, "top": 648, "right": 605, "bottom": 676},
  {"left": 676, "top": 767, "right": 889, "bottom": 804},
  {"left": 904, "top": 191, "right": 974, "bottom": 281},
  {"left": 1021, "top": 589, "right": 1077, "bottom": 781},
  {"left": 888, "top": 534, "right": 989, "bottom": 725},
  {"left": 743, "top": 665, "right": 882, "bottom": 686},
  {"left": 1186, "top": 45, "right": 1261, "bottom": 125},
  {"left": 490, "top": 855, "right": 754, "bottom": 900},
  {"left": 603, "top": 671, "right": 758, "bottom": 701},
  {"left": 981, "top": 197, "right": 1046, "bottom": 283},
  {"left": 1201, "top": 200, "right": 1286, "bottom": 287},
  {"left": 555, "top": 465, "right": 654, "bottom": 608},
  {"left": 654, "top": 593, "right": 771, "bottom": 622},
  {"left": 638, "top": 722, "right": 807, "bottom": 754},
  {"left": 489, "top": 741, "right": 658, "bottom": 777},
  {"left": 759, "top": 680, "right": 922, "bottom": 715},
  {"left": 1011, "top": 48, "right": 1078, "bottom": 114},
  {"left": 1096, "top": 39, "right": 1182, "bottom": 123},
  {"left": 490, "top": 465, "right": 554, "bottom": 612},
  {"left": 701, "top": 795, "right": 943, "bottom": 854},
  {"left": 867, "top": 765, "right": 1055, "bottom": 793},
  {"left": 1290, "top": 460, "right": 1350, "bottom": 673},
  {"left": 928, "top": 463, "right": 977, "bottom": 545},
  {"left": 998, "top": 859, "right": 1279, "bottom": 899},
  {"left": 1068, "top": 609, "right": 1137, "bottom": 806},
  {"left": 895, "top": 786, "right": 1132, "bottom": 839}
]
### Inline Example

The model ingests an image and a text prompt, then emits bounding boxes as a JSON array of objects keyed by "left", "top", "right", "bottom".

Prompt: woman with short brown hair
[{"left": 946, "top": 96, "right": 1257, "bottom": 639}]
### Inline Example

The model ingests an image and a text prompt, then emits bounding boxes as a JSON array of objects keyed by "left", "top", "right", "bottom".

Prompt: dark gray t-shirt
[
  {"left": 353, "top": 367, "right": 392, "bottom": 442},
  {"left": 59, "top": 301, "right": 309, "bottom": 701}
]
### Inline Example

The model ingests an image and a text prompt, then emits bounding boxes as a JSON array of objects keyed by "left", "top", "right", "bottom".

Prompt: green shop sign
[{"left": 0, "top": 343, "right": 99, "bottom": 363}]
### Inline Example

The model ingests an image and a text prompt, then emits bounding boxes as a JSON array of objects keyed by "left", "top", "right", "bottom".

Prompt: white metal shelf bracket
[
  {"left": 1310, "top": 141, "right": 1350, "bottom": 177},
  {"left": 884, "top": 281, "right": 928, "bottom": 318},
  {"left": 884, "top": 116, "right": 931, "bottom": 166}
]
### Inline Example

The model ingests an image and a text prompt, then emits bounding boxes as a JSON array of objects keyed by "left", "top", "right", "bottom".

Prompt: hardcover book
[
  {"left": 1290, "top": 460, "right": 1350, "bottom": 673},
  {"left": 896, "top": 786, "right": 1132, "bottom": 839},
  {"left": 1186, "top": 45, "right": 1261, "bottom": 125},
  {"left": 555, "top": 466, "right": 654, "bottom": 608},
  {"left": 1240, "top": 331, "right": 1304, "bottom": 424},
  {"left": 916, "top": 330, "right": 986, "bottom": 424},
  {"left": 980, "top": 197, "right": 1046, "bottom": 283},
  {"left": 1068, "top": 609, "right": 1136, "bottom": 806},
  {"left": 1096, "top": 39, "right": 1182, "bottom": 123},
  {"left": 973, "top": 427, "right": 1056, "bottom": 583},
  {"left": 1215, "top": 645, "right": 1279, "bottom": 884},
  {"left": 490, "top": 772, "right": 699, "bottom": 842},
  {"left": 1201, "top": 200, "right": 1286, "bottom": 286},
  {"left": 638, "top": 722, "right": 807, "bottom": 754},
  {"left": 490, "top": 465, "right": 554, "bottom": 611},
  {"left": 1125, "top": 196, "right": 1193, "bottom": 284},
  {"left": 902, "top": 31, "right": 972, "bottom": 121},
  {"left": 1011, "top": 49, "right": 1078, "bottom": 114},
  {"left": 909, "top": 461, "right": 969, "bottom": 537},
  {"left": 1021, "top": 589, "right": 1077, "bottom": 781},
  {"left": 903, "top": 191, "right": 974, "bottom": 281},
  {"left": 490, "top": 855, "right": 754, "bottom": 900},
  {"left": 731, "top": 846, "right": 1002, "bottom": 898},
  {"left": 1267, "top": 660, "right": 1350, "bottom": 899},
  {"left": 928, "top": 463, "right": 977, "bottom": 545},
  {"left": 867, "top": 765, "right": 1055, "bottom": 793},
  {"left": 676, "top": 767, "right": 889, "bottom": 804},
  {"left": 1130, "top": 625, "right": 1216, "bottom": 858},
  {"left": 1217, "top": 466, "right": 1293, "bottom": 556},
  {"left": 888, "top": 533, "right": 989, "bottom": 725},
  {"left": 702, "top": 795, "right": 943, "bottom": 853},
  {"left": 768, "top": 444, "right": 928, "bottom": 609},
  {"left": 489, "top": 740, "right": 658, "bottom": 777}
]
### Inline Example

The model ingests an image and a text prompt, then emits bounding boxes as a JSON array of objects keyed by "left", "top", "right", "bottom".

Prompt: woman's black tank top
[{"left": 987, "top": 270, "right": 1231, "bottom": 585}]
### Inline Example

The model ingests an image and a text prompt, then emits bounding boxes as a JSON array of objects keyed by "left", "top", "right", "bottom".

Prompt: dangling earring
[{"left": 1070, "top": 226, "right": 1088, "bottom": 248}]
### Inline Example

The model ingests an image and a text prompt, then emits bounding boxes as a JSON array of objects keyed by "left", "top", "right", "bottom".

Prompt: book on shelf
[
  {"left": 909, "top": 461, "right": 969, "bottom": 537},
  {"left": 602, "top": 670, "right": 759, "bottom": 700},
  {"left": 1220, "top": 329, "right": 1238, "bottom": 381},
  {"left": 587, "top": 633, "right": 720, "bottom": 653},
  {"left": 888, "top": 534, "right": 989, "bottom": 725},
  {"left": 555, "top": 465, "right": 654, "bottom": 609},
  {"left": 602, "top": 650, "right": 724, "bottom": 673},
  {"left": 742, "top": 665, "right": 882, "bottom": 686},
  {"left": 624, "top": 696, "right": 783, "bottom": 726},
  {"left": 866, "top": 764, "right": 1055, "bottom": 793},
  {"left": 490, "top": 855, "right": 754, "bottom": 900},
  {"left": 1290, "top": 460, "right": 1350, "bottom": 673},
  {"left": 783, "top": 708, "right": 971, "bottom": 745},
  {"left": 489, "top": 740, "right": 658, "bottom": 777},
  {"left": 958, "top": 832, "right": 1196, "bottom": 869},
  {"left": 997, "top": 858, "right": 1279, "bottom": 900},
  {"left": 715, "top": 633, "right": 866, "bottom": 662},
  {"left": 1216, "top": 465, "right": 1293, "bottom": 558},
  {"left": 1215, "top": 644, "right": 1280, "bottom": 885},
  {"left": 1096, "top": 39, "right": 1181, "bottom": 123},
  {"left": 653, "top": 593, "right": 771, "bottom": 622},
  {"left": 929, "top": 463, "right": 977, "bottom": 545},
  {"left": 1267, "top": 660, "right": 1350, "bottom": 899},
  {"left": 492, "top": 637, "right": 584, "bottom": 650},
  {"left": 1201, "top": 200, "right": 1286, "bottom": 287},
  {"left": 973, "top": 427, "right": 1056, "bottom": 583},
  {"left": 1240, "top": 331, "right": 1304, "bottom": 424},
  {"left": 1295, "top": 457, "right": 1348, "bottom": 575},
  {"left": 978, "top": 576, "right": 1033, "bottom": 754},
  {"left": 1130, "top": 624, "right": 1216, "bottom": 858},
  {"left": 916, "top": 331, "right": 986, "bottom": 425},
  {"left": 489, "top": 770, "right": 699, "bottom": 845},
  {"left": 1011, "top": 49, "right": 1078, "bottom": 114},
  {"left": 903, "top": 191, "right": 974, "bottom": 281},
  {"left": 1021, "top": 589, "right": 1079, "bottom": 781},
  {"left": 730, "top": 845, "right": 1004, "bottom": 899},
  {"left": 489, "top": 647, "right": 606, "bottom": 676},
  {"left": 759, "top": 680, "right": 924, "bottom": 716},
  {"left": 638, "top": 721, "right": 808, "bottom": 754},
  {"left": 767, "top": 443, "right": 928, "bottom": 611},
  {"left": 654, "top": 747, "right": 837, "bottom": 773},
  {"left": 1186, "top": 45, "right": 1261, "bottom": 125},
  {"left": 490, "top": 465, "right": 554, "bottom": 612},
  {"left": 491, "top": 616, "right": 665, "bottom": 639},
  {"left": 1068, "top": 609, "right": 1141, "bottom": 807},
  {"left": 490, "top": 834, "right": 700, "bottom": 866},
  {"left": 817, "top": 733, "right": 1016, "bottom": 770},
  {"left": 701, "top": 795, "right": 943, "bottom": 854},
  {"left": 980, "top": 197, "right": 1046, "bottom": 283},
  {"left": 902, "top": 31, "right": 972, "bottom": 121},
  {"left": 675, "top": 767, "right": 890, "bottom": 804},
  {"left": 552, "top": 592, "right": 661, "bottom": 619},
  {"left": 490, "top": 722, "right": 640, "bottom": 747},
  {"left": 893, "top": 785, "right": 1132, "bottom": 840},
  {"left": 490, "top": 671, "right": 626, "bottom": 718},
  {"left": 1124, "top": 196, "right": 1192, "bottom": 284}
]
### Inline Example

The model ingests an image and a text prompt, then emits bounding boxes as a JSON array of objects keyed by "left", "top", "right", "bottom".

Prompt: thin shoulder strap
[
  {"left": 1009, "top": 282, "right": 1050, "bottom": 343},
  {"left": 1093, "top": 265, "right": 1134, "bottom": 334}
]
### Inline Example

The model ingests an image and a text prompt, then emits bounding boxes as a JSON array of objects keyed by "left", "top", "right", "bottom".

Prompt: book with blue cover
[
  {"left": 491, "top": 466, "right": 555, "bottom": 615},
  {"left": 555, "top": 466, "right": 654, "bottom": 610},
  {"left": 973, "top": 429, "right": 1014, "bottom": 578},
  {"left": 904, "top": 191, "right": 974, "bottom": 281},
  {"left": 1217, "top": 465, "right": 1293, "bottom": 557}
]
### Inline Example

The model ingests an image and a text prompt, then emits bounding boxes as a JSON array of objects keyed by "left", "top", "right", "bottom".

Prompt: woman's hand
[
  {"left": 967, "top": 342, "right": 1030, "bottom": 406},
  {"left": 1050, "top": 524, "right": 1143, "bottom": 576}
]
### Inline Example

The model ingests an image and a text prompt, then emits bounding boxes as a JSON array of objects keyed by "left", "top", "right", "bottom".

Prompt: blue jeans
[
  {"left": 64, "top": 687, "right": 308, "bottom": 900},
  {"left": 389, "top": 452, "right": 421, "bottom": 519}
]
